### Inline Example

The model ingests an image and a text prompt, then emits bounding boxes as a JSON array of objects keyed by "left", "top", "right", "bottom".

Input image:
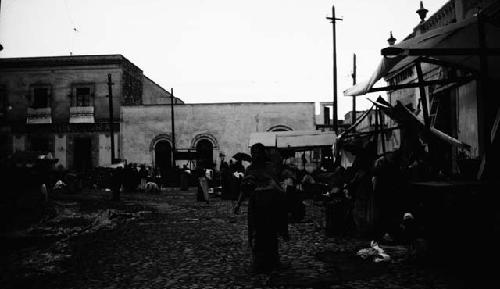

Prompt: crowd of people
[{"left": 1, "top": 142, "right": 431, "bottom": 274}]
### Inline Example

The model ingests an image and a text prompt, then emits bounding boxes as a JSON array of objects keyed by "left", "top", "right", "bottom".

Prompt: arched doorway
[
  {"left": 196, "top": 139, "right": 213, "bottom": 169},
  {"left": 155, "top": 141, "right": 171, "bottom": 177}
]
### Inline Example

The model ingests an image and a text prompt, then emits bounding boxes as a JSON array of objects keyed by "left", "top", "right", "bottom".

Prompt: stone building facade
[
  {"left": 121, "top": 102, "right": 316, "bottom": 170},
  {"left": 0, "top": 55, "right": 180, "bottom": 169},
  {"left": 1, "top": 54, "right": 317, "bottom": 171}
]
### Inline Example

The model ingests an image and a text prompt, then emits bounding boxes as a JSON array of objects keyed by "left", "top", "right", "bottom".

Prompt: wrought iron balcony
[
  {"left": 69, "top": 106, "right": 95, "bottom": 123},
  {"left": 26, "top": 107, "right": 52, "bottom": 124}
]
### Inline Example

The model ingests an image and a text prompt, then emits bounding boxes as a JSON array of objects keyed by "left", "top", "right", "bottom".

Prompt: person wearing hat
[{"left": 233, "top": 143, "right": 289, "bottom": 273}]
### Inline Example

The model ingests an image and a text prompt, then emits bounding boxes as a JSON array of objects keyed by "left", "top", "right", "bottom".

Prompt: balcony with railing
[
  {"left": 69, "top": 106, "right": 95, "bottom": 123},
  {"left": 26, "top": 107, "right": 52, "bottom": 124}
]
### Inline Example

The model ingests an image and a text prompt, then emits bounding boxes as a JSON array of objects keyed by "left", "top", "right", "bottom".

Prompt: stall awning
[
  {"left": 248, "top": 132, "right": 277, "bottom": 147},
  {"left": 344, "top": 15, "right": 500, "bottom": 97},
  {"left": 248, "top": 130, "right": 336, "bottom": 148},
  {"left": 276, "top": 131, "right": 336, "bottom": 148}
]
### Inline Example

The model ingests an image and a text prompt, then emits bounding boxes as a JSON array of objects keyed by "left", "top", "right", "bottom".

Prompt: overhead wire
[{"left": 63, "top": 0, "right": 79, "bottom": 55}]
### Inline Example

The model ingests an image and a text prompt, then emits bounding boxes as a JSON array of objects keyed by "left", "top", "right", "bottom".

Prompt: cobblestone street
[{"left": 1, "top": 188, "right": 463, "bottom": 289}]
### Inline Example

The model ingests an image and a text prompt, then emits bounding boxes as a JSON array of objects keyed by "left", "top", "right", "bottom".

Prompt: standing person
[
  {"left": 233, "top": 143, "right": 289, "bottom": 273},
  {"left": 111, "top": 166, "right": 123, "bottom": 201},
  {"left": 220, "top": 160, "right": 232, "bottom": 199},
  {"left": 196, "top": 166, "right": 210, "bottom": 204},
  {"left": 138, "top": 164, "right": 148, "bottom": 191},
  {"left": 232, "top": 159, "right": 244, "bottom": 174},
  {"left": 230, "top": 158, "right": 245, "bottom": 200},
  {"left": 180, "top": 164, "right": 191, "bottom": 191},
  {"left": 122, "top": 164, "right": 135, "bottom": 193}
]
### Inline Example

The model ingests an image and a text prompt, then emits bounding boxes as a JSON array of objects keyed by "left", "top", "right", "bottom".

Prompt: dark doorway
[
  {"left": 74, "top": 137, "right": 92, "bottom": 171},
  {"left": 196, "top": 139, "right": 213, "bottom": 169},
  {"left": 155, "top": 141, "right": 172, "bottom": 178}
]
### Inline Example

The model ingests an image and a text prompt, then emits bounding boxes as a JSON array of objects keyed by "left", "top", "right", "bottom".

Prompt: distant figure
[
  {"left": 220, "top": 160, "right": 233, "bottom": 200},
  {"left": 220, "top": 159, "right": 229, "bottom": 172},
  {"left": 139, "top": 164, "right": 148, "bottom": 191},
  {"left": 234, "top": 143, "right": 289, "bottom": 273},
  {"left": 196, "top": 167, "right": 210, "bottom": 204},
  {"left": 111, "top": 167, "right": 123, "bottom": 201},
  {"left": 229, "top": 159, "right": 245, "bottom": 201},
  {"left": 180, "top": 164, "right": 190, "bottom": 191},
  {"left": 123, "top": 163, "right": 138, "bottom": 193},
  {"left": 231, "top": 159, "right": 245, "bottom": 175}
]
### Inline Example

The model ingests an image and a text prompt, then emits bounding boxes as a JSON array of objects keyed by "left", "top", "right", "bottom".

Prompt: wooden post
[
  {"left": 107, "top": 74, "right": 115, "bottom": 163},
  {"left": 374, "top": 107, "right": 380, "bottom": 154},
  {"left": 415, "top": 61, "right": 430, "bottom": 129},
  {"left": 327, "top": 6, "right": 342, "bottom": 134},
  {"left": 170, "top": 88, "right": 176, "bottom": 167},
  {"left": 378, "top": 108, "right": 386, "bottom": 154},
  {"left": 477, "top": 12, "right": 488, "bottom": 158},
  {"left": 352, "top": 53, "right": 357, "bottom": 127}
]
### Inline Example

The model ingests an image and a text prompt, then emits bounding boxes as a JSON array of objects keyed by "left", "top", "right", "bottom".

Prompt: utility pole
[
  {"left": 170, "top": 88, "right": 176, "bottom": 167},
  {"left": 107, "top": 74, "right": 115, "bottom": 163},
  {"left": 352, "top": 53, "right": 357, "bottom": 126},
  {"left": 327, "top": 5, "right": 342, "bottom": 134},
  {"left": 0, "top": 0, "right": 3, "bottom": 52}
]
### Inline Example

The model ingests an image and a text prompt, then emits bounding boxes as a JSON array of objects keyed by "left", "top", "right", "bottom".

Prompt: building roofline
[
  {"left": 183, "top": 102, "right": 315, "bottom": 105},
  {"left": 0, "top": 54, "right": 142, "bottom": 72},
  {"left": 143, "top": 75, "right": 171, "bottom": 97},
  {"left": 399, "top": 0, "right": 456, "bottom": 42},
  {"left": 124, "top": 101, "right": 315, "bottom": 107}
]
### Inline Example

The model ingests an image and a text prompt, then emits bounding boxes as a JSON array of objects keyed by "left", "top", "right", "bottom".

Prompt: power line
[{"left": 63, "top": 0, "right": 78, "bottom": 32}]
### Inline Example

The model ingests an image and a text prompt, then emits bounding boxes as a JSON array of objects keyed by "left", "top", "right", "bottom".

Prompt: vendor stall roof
[
  {"left": 343, "top": 15, "right": 500, "bottom": 97},
  {"left": 249, "top": 130, "right": 336, "bottom": 148},
  {"left": 248, "top": 132, "right": 277, "bottom": 147}
]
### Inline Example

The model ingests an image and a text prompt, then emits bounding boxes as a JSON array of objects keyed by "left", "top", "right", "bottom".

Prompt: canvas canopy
[
  {"left": 344, "top": 15, "right": 500, "bottom": 97},
  {"left": 249, "top": 130, "right": 336, "bottom": 149},
  {"left": 248, "top": 132, "right": 277, "bottom": 147}
]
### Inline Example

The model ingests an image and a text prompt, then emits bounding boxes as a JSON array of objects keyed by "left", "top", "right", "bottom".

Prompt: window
[
  {"left": 71, "top": 84, "right": 94, "bottom": 107},
  {"left": 31, "top": 85, "right": 51, "bottom": 108},
  {"left": 76, "top": 87, "right": 92, "bottom": 106}
]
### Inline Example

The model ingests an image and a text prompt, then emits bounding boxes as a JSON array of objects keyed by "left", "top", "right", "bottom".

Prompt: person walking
[{"left": 233, "top": 143, "right": 289, "bottom": 273}]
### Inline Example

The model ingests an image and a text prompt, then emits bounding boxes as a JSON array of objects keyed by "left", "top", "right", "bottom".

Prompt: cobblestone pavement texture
[{"left": 1, "top": 188, "right": 463, "bottom": 289}]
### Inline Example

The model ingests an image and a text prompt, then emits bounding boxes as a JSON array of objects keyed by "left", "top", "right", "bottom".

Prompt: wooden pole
[
  {"left": 327, "top": 6, "right": 342, "bottom": 134},
  {"left": 378, "top": 108, "right": 386, "bottom": 153},
  {"left": 352, "top": 53, "right": 357, "bottom": 126},
  {"left": 170, "top": 88, "right": 176, "bottom": 167},
  {"left": 477, "top": 13, "right": 488, "bottom": 158},
  {"left": 415, "top": 61, "right": 430, "bottom": 129},
  {"left": 107, "top": 74, "right": 115, "bottom": 163}
]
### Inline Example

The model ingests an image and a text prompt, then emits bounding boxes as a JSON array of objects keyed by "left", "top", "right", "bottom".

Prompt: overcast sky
[{"left": 0, "top": 0, "right": 446, "bottom": 119}]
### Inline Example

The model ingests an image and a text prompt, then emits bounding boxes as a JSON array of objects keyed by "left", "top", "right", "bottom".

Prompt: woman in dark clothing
[{"left": 234, "top": 143, "right": 289, "bottom": 273}]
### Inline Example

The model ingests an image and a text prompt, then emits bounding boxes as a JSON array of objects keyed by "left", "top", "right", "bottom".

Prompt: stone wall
[
  {"left": 121, "top": 102, "right": 315, "bottom": 168},
  {"left": 0, "top": 66, "right": 123, "bottom": 123}
]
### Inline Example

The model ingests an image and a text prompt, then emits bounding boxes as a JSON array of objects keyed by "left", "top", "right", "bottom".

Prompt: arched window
[{"left": 267, "top": 125, "right": 293, "bottom": 132}]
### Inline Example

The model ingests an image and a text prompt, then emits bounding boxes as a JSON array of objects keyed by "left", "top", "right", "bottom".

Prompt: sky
[{"left": 0, "top": 0, "right": 447, "bottom": 119}]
